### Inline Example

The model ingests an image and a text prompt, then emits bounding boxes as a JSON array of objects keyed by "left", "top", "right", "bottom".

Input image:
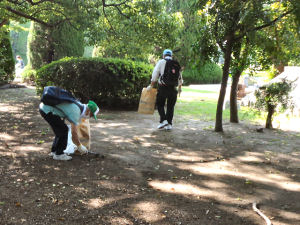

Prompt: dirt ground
[{"left": 0, "top": 84, "right": 300, "bottom": 225}]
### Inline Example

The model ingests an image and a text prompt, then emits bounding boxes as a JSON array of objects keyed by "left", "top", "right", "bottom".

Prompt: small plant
[
  {"left": 254, "top": 79, "right": 294, "bottom": 129},
  {"left": 21, "top": 66, "right": 36, "bottom": 82}
]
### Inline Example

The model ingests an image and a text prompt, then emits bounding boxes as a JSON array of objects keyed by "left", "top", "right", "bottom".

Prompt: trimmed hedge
[
  {"left": 36, "top": 57, "right": 153, "bottom": 109},
  {"left": 0, "top": 30, "right": 15, "bottom": 85},
  {"left": 183, "top": 62, "right": 222, "bottom": 85},
  {"left": 27, "top": 21, "right": 84, "bottom": 70}
]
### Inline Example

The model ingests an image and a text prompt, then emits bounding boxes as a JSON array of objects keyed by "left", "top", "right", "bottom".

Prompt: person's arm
[{"left": 147, "top": 60, "right": 162, "bottom": 91}]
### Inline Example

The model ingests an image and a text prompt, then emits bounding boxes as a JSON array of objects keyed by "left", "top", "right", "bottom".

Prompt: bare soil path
[{"left": 1, "top": 85, "right": 300, "bottom": 225}]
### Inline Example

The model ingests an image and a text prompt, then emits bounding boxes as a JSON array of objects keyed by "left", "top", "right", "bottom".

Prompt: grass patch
[
  {"left": 181, "top": 87, "right": 218, "bottom": 94},
  {"left": 176, "top": 86, "right": 263, "bottom": 123}
]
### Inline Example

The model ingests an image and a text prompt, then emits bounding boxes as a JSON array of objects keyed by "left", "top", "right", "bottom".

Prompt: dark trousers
[
  {"left": 156, "top": 85, "right": 178, "bottom": 125},
  {"left": 39, "top": 109, "right": 68, "bottom": 155}
]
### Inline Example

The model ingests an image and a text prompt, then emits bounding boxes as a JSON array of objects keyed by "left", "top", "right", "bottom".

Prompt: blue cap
[{"left": 163, "top": 49, "right": 172, "bottom": 56}]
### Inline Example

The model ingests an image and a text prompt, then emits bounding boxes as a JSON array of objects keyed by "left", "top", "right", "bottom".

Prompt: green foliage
[
  {"left": 176, "top": 87, "right": 264, "bottom": 123},
  {"left": 9, "top": 22, "right": 30, "bottom": 65},
  {"left": 27, "top": 22, "right": 51, "bottom": 69},
  {"left": 0, "top": 29, "right": 15, "bottom": 85},
  {"left": 27, "top": 21, "right": 84, "bottom": 70},
  {"left": 255, "top": 80, "right": 294, "bottom": 112},
  {"left": 254, "top": 79, "right": 294, "bottom": 128},
  {"left": 88, "top": 0, "right": 182, "bottom": 61},
  {"left": 21, "top": 66, "right": 36, "bottom": 82},
  {"left": 36, "top": 57, "right": 153, "bottom": 109},
  {"left": 183, "top": 62, "right": 222, "bottom": 85}
]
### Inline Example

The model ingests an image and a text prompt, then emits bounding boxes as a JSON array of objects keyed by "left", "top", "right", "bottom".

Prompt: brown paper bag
[
  {"left": 138, "top": 88, "right": 157, "bottom": 114},
  {"left": 74, "top": 118, "right": 91, "bottom": 154}
]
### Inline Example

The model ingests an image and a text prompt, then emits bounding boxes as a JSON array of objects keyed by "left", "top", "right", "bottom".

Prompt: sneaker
[
  {"left": 53, "top": 153, "right": 72, "bottom": 161},
  {"left": 157, "top": 120, "right": 168, "bottom": 129},
  {"left": 165, "top": 124, "right": 172, "bottom": 131},
  {"left": 48, "top": 152, "right": 55, "bottom": 157}
]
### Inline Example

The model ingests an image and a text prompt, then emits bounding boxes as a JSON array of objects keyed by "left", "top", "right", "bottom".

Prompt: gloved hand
[
  {"left": 146, "top": 85, "right": 152, "bottom": 91},
  {"left": 77, "top": 144, "right": 88, "bottom": 154}
]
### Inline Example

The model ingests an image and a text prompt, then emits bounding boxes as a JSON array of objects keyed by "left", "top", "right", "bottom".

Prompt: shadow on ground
[{"left": 0, "top": 86, "right": 300, "bottom": 225}]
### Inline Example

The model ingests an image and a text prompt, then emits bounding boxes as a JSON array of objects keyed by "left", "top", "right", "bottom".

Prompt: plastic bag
[
  {"left": 138, "top": 88, "right": 157, "bottom": 114},
  {"left": 64, "top": 118, "right": 91, "bottom": 155}
]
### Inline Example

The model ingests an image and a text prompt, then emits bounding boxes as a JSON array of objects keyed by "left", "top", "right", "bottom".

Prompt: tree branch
[
  {"left": 24, "top": 0, "right": 55, "bottom": 5},
  {"left": 102, "top": 0, "right": 129, "bottom": 7},
  {"left": 0, "top": 19, "right": 9, "bottom": 28},
  {"left": 236, "top": 9, "right": 294, "bottom": 39},
  {"left": 214, "top": 19, "right": 225, "bottom": 52},
  {"left": 5, "top": 6, "right": 63, "bottom": 27}
]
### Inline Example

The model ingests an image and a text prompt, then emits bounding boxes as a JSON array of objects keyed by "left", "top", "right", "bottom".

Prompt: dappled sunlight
[
  {"left": 235, "top": 152, "right": 265, "bottom": 162},
  {"left": 0, "top": 133, "right": 15, "bottom": 140},
  {"left": 132, "top": 201, "right": 164, "bottom": 223},
  {"left": 87, "top": 195, "right": 131, "bottom": 209},
  {"left": 277, "top": 211, "right": 300, "bottom": 221},
  {"left": 180, "top": 161, "right": 300, "bottom": 192},
  {"left": 87, "top": 198, "right": 107, "bottom": 209},
  {"left": 149, "top": 180, "right": 215, "bottom": 198},
  {"left": 94, "top": 122, "right": 131, "bottom": 128},
  {"left": 163, "top": 150, "right": 204, "bottom": 162}
]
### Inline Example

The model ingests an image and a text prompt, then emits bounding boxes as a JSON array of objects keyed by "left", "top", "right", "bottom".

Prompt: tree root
[{"left": 252, "top": 202, "right": 272, "bottom": 225}]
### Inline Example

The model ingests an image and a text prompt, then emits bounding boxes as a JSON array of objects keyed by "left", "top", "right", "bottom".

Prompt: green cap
[{"left": 87, "top": 100, "right": 99, "bottom": 120}]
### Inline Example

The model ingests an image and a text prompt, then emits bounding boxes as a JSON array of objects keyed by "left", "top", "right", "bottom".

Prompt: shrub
[
  {"left": 36, "top": 57, "right": 153, "bottom": 109},
  {"left": 27, "top": 21, "right": 84, "bottom": 70},
  {"left": 183, "top": 62, "right": 222, "bottom": 85},
  {"left": 0, "top": 30, "right": 15, "bottom": 85},
  {"left": 21, "top": 66, "right": 36, "bottom": 83},
  {"left": 254, "top": 79, "right": 294, "bottom": 129}
]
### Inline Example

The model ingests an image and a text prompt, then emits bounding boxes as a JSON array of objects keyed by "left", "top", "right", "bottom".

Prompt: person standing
[
  {"left": 15, "top": 55, "right": 24, "bottom": 78},
  {"left": 147, "top": 49, "right": 183, "bottom": 130},
  {"left": 39, "top": 96, "right": 99, "bottom": 161}
]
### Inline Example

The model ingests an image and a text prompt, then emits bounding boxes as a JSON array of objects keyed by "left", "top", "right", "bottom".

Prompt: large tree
[
  {"left": 89, "top": 0, "right": 183, "bottom": 61},
  {"left": 194, "top": 0, "right": 296, "bottom": 131}
]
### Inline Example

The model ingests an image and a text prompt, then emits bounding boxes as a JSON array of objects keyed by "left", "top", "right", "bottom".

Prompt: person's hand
[
  {"left": 77, "top": 144, "right": 88, "bottom": 154},
  {"left": 146, "top": 85, "right": 152, "bottom": 91}
]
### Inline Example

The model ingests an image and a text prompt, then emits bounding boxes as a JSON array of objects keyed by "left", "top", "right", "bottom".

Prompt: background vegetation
[{"left": 36, "top": 57, "right": 153, "bottom": 109}]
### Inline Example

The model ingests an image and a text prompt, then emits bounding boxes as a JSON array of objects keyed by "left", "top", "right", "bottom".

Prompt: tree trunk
[
  {"left": 215, "top": 37, "right": 234, "bottom": 132},
  {"left": 265, "top": 104, "right": 274, "bottom": 129},
  {"left": 275, "top": 61, "right": 286, "bottom": 74},
  {"left": 230, "top": 70, "right": 242, "bottom": 123}
]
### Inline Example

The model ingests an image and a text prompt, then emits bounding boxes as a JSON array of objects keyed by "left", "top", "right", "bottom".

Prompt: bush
[
  {"left": 183, "top": 62, "right": 222, "bottom": 85},
  {"left": 21, "top": 66, "right": 36, "bottom": 83},
  {"left": 254, "top": 79, "right": 294, "bottom": 128},
  {"left": 27, "top": 21, "right": 84, "bottom": 70},
  {"left": 36, "top": 57, "right": 153, "bottom": 109},
  {"left": 0, "top": 30, "right": 15, "bottom": 85}
]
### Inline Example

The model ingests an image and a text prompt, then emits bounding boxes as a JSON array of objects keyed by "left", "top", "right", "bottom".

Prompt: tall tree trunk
[
  {"left": 265, "top": 104, "right": 274, "bottom": 129},
  {"left": 215, "top": 37, "right": 234, "bottom": 132},
  {"left": 230, "top": 70, "right": 242, "bottom": 123}
]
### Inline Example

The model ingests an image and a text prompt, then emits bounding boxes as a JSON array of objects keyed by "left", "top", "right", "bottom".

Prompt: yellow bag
[{"left": 138, "top": 88, "right": 157, "bottom": 114}]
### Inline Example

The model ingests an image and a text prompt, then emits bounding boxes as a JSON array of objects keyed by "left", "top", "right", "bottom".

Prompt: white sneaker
[
  {"left": 157, "top": 120, "right": 168, "bottom": 129},
  {"left": 53, "top": 153, "right": 72, "bottom": 161},
  {"left": 165, "top": 124, "right": 172, "bottom": 130},
  {"left": 49, "top": 152, "right": 55, "bottom": 157}
]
